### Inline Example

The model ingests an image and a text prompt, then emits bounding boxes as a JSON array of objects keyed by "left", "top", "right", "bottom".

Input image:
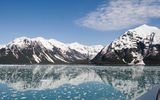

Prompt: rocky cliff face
[
  {"left": 92, "top": 25, "right": 160, "bottom": 65},
  {"left": 0, "top": 37, "right": 103, "bottom": 64}
]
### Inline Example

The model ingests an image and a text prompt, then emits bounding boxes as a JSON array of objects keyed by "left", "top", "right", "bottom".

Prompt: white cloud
[{"left": 76, "top": 0, "right": 160, "bottom": 31}]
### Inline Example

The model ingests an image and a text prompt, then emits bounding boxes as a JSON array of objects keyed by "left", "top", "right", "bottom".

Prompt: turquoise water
[{"left": 0, "top": 65, "right": 160, "bottom": 100}]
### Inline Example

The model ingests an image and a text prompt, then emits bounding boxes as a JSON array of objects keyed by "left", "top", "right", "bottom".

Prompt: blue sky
[{"left": 0, "top": 0, "right": 160, "bottom": 46}]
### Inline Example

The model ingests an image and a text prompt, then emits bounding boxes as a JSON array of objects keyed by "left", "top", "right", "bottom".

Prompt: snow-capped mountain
[
  {"left": 0, "top": 37, "right": 103, "bottom": 64},
  {"left": 92, "top": 24, "right": 160, "bottom": 65}
]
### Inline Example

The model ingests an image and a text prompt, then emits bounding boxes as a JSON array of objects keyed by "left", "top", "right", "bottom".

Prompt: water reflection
[{"left": 0, "top": 65, "right": 160, "bottom": 100}]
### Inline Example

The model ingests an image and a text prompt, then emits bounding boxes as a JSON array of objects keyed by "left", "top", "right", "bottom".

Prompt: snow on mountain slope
[
  {"left": 93, "top": 24, "right": 160, "bottom": 65},
  {"left": 6, "top": 37, "right": 30, "bottom": 49},
  {"left": 0, "top": 37, "right": 103, "bottom": 64},
  {"left": 7, "top": 37, "right": 103, "bottom": 56},
  {"left": 110, "top": 24, "right": 160, "bottom": 51},
  {"left": 0, "top": 45, "right": 5, "bottom": 49},
  {"left": 129, "top": 24, "right": 160, "bottom": 44},
  {"left": 68, "top": 42, "right": 103, "bottom": 59}
]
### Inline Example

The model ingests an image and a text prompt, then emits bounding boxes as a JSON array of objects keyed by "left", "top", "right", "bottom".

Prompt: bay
[{"left": 0, "top": 65, "right": 159, "bottom": 100}]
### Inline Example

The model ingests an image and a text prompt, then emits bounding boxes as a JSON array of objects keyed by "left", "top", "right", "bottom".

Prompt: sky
[{"left": 0, "top": 0, "right": 160, "bottom": 46}]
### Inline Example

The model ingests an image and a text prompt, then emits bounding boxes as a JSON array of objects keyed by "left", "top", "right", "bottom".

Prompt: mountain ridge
[
  {"left": 1, "top": 24, "right": 160, "bottom": 65},
  {"left": 0, "top": 37, "right": 103, "bottom": 64}
]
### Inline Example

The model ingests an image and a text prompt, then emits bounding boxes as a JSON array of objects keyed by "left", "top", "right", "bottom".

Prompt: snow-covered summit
[
  {"left": 129, "top": 24, "right": 160, "bottom": 44},
  {"left": 93, "top": 25, "right": 160, "bottom": 65},
  {"left": 110, "top": 24, "right": 160, "bottom": 50},
  {"left": 130, "top": 24, "right": 159, "bottom": 33},
  {"left": 7, "top": 37, "right": 32, "bottom": 48}
]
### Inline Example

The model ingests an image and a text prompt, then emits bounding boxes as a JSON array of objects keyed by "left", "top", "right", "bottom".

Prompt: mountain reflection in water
[{"left": 0, "top": 65, "right": 160, "bottom": 100}]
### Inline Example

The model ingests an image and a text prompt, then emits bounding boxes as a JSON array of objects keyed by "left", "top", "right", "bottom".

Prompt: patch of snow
[
  {"left": 54, "top": 55, "right": 68, "bottom": 63},
  {"left": 44, "top": 53, "right": 54, "bottom": 63},
  {"left": 101, "top": 45, "right": 108, "bottom": 54},
  {"left": 128, "top": 52, "right": 145, "bottom": 65},
  {"left": 33, "top": 54, "right": 41, "bottom": 63},
  {"left": 13, "top": 52, "right": 19, "bottom": 59}
]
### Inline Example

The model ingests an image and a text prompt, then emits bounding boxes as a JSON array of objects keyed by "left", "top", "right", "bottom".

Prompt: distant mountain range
[
  {"left": 0, "top": 24, "right": 160, "bottom": 65},
  {"left": 92, "top": 24, "right": 160, "bottom": 65},
  {"left": 0, "top": 37, "right": 103, "bottom": 64}
]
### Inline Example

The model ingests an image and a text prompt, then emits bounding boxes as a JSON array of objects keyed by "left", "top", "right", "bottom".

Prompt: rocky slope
[
  {"left": 92, "top": 25, "right": 160, "bottom": 65},
  {"left": 0, "top": 37, "right": 103, "bottom": 64}
]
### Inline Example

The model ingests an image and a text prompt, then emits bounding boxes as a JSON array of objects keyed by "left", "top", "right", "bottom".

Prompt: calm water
[{"left": 0, "top": 65, "right": 160, "bottom": 100}]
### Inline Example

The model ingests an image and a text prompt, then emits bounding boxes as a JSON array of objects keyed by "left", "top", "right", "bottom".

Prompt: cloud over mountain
[{"left": 77, "top": 0, "right": 160, "bottom": 31}]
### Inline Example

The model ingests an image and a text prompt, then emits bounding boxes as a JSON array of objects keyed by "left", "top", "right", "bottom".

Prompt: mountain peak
[
  {"left": 13, "top": 36, "right": 30, "bottom": 42},
  {"left": 138, "top": 24, "right": 151, "bottom": 28},
  {"left": 127, "top": 25, "right": 160, "bottom": 44},
  {"left": 135, "top": 24, "right": 159, "bottom": 30},
  {"left": 69, "top": 42, "right": 82, "bottom": 46},
  {"left": 32, "top": 37, "right": 45, "bottom": 41},
  {"left": 130, "top": 24, "right": 159, "bottom": 33},
  {"left": 7, "top": 37, "right": 32, "bottom": 49}
]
